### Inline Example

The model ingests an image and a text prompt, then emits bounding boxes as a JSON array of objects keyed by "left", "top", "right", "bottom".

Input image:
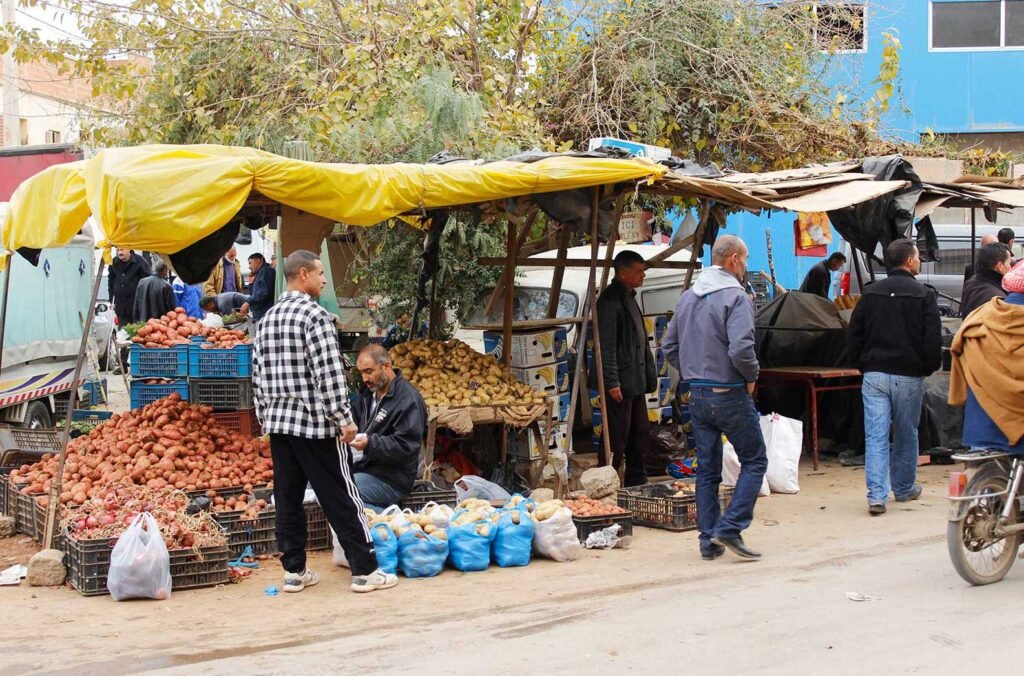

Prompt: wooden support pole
[
  {"left": 585, "top": 188, "right": 613, "bottom": 467},
  {"left": 546, "top": 224, "right": 572, "bottom": 319},
  {"left": 44, "top": 258, "right": 106, "bottom": 548},
  {"left": 499, "top": 217, "right": 521, "bottom": 465},
  {"left": 478, "top": 258, "right": 700, "bottom": 270},
  {"left": 0, "top": 257, "right": 12, "bottom": 377},
  {"left": 683, "top": 203, "right": 712, "bottom": 291}
]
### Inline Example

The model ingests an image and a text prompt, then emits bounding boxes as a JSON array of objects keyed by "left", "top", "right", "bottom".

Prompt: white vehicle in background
[{"left": 455, "top": 244, "right": 697, "bottom": 353}]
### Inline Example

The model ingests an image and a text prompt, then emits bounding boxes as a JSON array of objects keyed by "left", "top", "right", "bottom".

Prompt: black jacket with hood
[
  {"left": 589, "top": 278, "right": 658, "bottom": 398},
  {"left": 352, "top": 372, "right": 427, "bottom": 494},
  {"left": 847, "top": 270, "right": 942, "bottom": 378}
]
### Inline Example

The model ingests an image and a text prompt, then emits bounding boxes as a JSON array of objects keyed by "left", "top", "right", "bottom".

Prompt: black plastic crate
[
  {"left": 189, "top": 379, "right": 253, "bottom": 411},
  {"left": 64, "top": 531, "right": 229, "bottom": 596},
  {"left": 0, "top": 425, "right": 63, "bottom": 457},
  {"left": 399, "top": 480, "right": 457, "bottom": 511},
  {"left": 213, "top": 506, "right": 277, "bottom": 558},
  {"left": 616, "top": 480, "right": 734, "bottom": 532},
  {"left": 305, "top": 502, "right": 330, "bottom": 551},
  {"left": 2, "top": 474, "right": 16, "bottom": 518},
  {"left": 0, "top": 468, "right": 10, "bottom": 517},
  {"left": 14, "top": 488, "right": 43, "bottom": 540},
  {"left": 571, "top": 511, "right": 633, "bottom": 544}
]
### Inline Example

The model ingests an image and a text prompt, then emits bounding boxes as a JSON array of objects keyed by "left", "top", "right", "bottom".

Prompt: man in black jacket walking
[
  {"left": 108, "top": 248, "right": 151, "bottom": 325},
  {"left": 591, "top": 250, "right": 657, "bottom": 487},
  {"left": 960, "top": 242, "right": 1010, "bottom": 318},
  {"left": 848, "top": 239, "right": 942, "bottom": 516},
  {"left": 350, "top": 344, "right": 427, "bottom": 511}
]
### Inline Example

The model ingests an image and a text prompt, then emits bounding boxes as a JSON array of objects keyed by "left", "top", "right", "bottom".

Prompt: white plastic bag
[
  {"left": 420, "top": 501, "right": 454, "bottom": 529},
  {"left": 760, "top": 413, "right": 802, "bottom": 494},
  {"left": 454, "top": 475, "right": 512, "bottom": 502},
  {"left": 532, "top": 507, "right": 582, "bottom": 562},
  {"left": 107, "top": 513, "right": 172, "bottom": 601},
  {"left": 331, "top": 529, "right": 350, "bottom": 568},
  {"left": 722, "top": 439, "right": 770, "bottom": 497}
]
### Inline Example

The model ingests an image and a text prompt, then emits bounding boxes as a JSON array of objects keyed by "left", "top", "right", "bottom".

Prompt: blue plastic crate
[
  {"left": 71, "top": 410, "right": 114, "bottom": 422},
  {"left": 82, "top": 378, "right": 108, "bottom": 405},
  {"left": 130, "top": 344, "right": 190, "bottom": 378},
  {"left": 188, "top": 343, "right": 253, "bottom": 379},
  {"left": 129, "top": 380, "right": 190, "bottom": 410}
]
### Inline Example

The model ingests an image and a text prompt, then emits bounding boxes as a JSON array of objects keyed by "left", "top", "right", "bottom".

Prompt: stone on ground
[
  {"left": 27, "top": 549, "right": 66, "bottom": 587},
  {"left": 580, "top": 466, "right": 619, "bottom": 499}
]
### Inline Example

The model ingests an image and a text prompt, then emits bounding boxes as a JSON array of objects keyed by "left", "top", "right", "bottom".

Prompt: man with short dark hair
[
  {"left": 200, "top": 293, "right": 249, "bottom": 317},
  {"left": 960, "top": 243, "right": 1010, "bottom": 318},
  {"left": 133, "top": 259, "right": 177, "bottom": 322},
  {"left": 350, "top": 344, "right": 427, "bottom": 511},
  {"left": 798, "top": 251, "right": 847, "bottom": 299},
  {"left": 109, "top": 248, "right": 151, "bottom": 326},
  {"left": 252, "top": 249, "right": 397, "bottom": 594},
  {"left": 662, "top": 235, "right": 767, "bottom": 561},
  {"left": 848, "top": 239, "right": 942, "bottom": 516},
  {"left": 247, "top": 253, "right": 276, "bottom": 323},
  {"left": 590, "top": 249, "right": 657, "bottom": 487},
  {"left": 998, "top": 227, "right": 1019, "bottom": 264}
]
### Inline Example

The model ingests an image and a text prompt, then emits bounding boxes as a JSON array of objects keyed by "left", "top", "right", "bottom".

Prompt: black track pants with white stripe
[{"left": 270, "top": 434, "right": 377, "bottom": 576}]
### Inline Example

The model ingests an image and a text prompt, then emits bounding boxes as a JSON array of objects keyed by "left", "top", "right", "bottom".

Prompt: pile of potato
[
  {"left": 563, "top": 496, "right": 628, "bottom": 517},
  {"left": 390, "top": 339, "right": 548, "bottom": 408},
  {"left": 201, "top": 328, "right": 250, "bottom": 349},
  {"left": 131, "top": 309, "right": 206, "bottom": 347}
]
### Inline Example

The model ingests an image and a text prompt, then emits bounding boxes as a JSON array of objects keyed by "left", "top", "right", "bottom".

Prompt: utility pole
[{"left": 1, "top": 0, "right": 20, "bottom": 146}]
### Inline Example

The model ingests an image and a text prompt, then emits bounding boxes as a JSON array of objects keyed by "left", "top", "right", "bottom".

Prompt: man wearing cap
[{"left": 950, "top": 261, "right": 1024, "bottom": 454}]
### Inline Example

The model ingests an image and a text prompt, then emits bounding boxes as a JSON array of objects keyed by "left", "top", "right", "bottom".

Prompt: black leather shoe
[
  {"left": 712, "top": 535, "right": 761, "bottom": 560},
  {"left": 701, "top": 544, "right": 725, "bottom": 561}
]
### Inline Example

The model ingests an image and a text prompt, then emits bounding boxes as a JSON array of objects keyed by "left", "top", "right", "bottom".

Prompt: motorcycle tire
[{"left": 948, "top": 461, "right": 1021, "bottom": 586}]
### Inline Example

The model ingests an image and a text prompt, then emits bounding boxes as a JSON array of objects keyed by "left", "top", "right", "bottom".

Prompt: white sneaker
[
  {"left": 283, "top": 569, "right": 319, "bottom": 593},
  {"left": 351, "top": 568, "right": 398, "bottom": 593}
]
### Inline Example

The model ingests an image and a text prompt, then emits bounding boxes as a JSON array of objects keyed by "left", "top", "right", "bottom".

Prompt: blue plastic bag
[
  {"left": 397, "top": 528, "right": 448, "bottom": 578},
  {"left": 371, "top": 522, "right": 399, "bottom": 575},
  {"left": 492, "top": 509, "right": 534, "bottom": 567},
  {"left": 503, "top": 494, "right": 536, "bottom": 515},
  {"left": 448, "top": 511, "right": 497, "bottom": 572}
]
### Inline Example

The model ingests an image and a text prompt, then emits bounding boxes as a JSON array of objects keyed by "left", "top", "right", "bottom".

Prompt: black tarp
[{"left": 754, "top": 291, "right": 851, "bottom": 369}]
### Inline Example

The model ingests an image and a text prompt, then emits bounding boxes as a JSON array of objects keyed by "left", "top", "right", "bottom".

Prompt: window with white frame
[{"left": 931, "top": 0, "right": 1024, "bottom": 49}]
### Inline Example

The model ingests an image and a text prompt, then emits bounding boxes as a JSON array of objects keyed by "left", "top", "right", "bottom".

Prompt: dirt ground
[{"left": 0, "top": 457, "right": 955, "bottom": 676}]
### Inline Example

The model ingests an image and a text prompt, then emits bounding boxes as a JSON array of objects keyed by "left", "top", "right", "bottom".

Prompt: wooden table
[{"left": 757, "top": 366, "right": 863, "bottom": 470}]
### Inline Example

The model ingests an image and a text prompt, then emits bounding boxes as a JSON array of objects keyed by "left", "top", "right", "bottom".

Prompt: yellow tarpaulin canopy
[{"left": 1, "top": 144, "right": 667, "bottom": 259}]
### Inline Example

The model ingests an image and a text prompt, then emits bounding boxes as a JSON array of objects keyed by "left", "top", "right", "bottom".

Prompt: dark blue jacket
[
  {"left": 249, "top": 265, "right": 276, "bottom": 322},
  {"left": 353, "top": 373, "right": 427, "bottom": 494}
]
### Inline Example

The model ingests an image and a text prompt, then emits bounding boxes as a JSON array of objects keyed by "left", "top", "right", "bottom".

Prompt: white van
[
  {"left": 836, "top": 222, "right": 1024, "bottom": 314},
  {"left": 455, "top": 243, "right": 697, "bottom": 353}
]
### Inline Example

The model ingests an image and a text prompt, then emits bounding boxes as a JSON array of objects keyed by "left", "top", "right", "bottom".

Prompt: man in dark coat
[
  {"left": 798, "top": 252, "right": 846, "bottom": 299},
  {"left": 848, "top": 239, "right": 942, "bottom": 516},
  {"left": 590, "top": 250, "right": 657, "bottom": 487},
  {"left": 349, "top": 344, "right": 427, "bottom": 511},
  {"left": 960, "top": 243, "right": 1010, "bottom": 318},
  {"left": 108, "top": 248, "right": 151, "bottom": 325},
  {"left": 247, "top": 253, "right": 277, "bottom": 323},
  {"left": 133, "top": 259, "right": 177, "bottom": 322}
]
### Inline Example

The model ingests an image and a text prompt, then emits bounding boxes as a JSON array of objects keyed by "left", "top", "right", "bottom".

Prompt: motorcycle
[{"left": 947, "top": 449, "right": 1024, "bottom": 585}]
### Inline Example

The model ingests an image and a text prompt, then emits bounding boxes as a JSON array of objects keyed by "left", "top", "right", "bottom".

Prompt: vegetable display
[
  {"left": 200, "top": 328, "right": 250, "bottom": 349},
  {"left": 62, "top": 485, "right": 226, "bottom": 551},
  {"left": 390, "top": 339, "right": 548, "bottom": 408},
  {"left": 670, "top": 480, "right": 696, "bottom": 497},
  {"left": 563, "top": 497, "right": 628, "bottom": 517},
  {"left": 10, "top": 393, "right": 272, "bottom": 505},
  {"left": 131, "top": 309, "right": 207, "bottom": 346}
]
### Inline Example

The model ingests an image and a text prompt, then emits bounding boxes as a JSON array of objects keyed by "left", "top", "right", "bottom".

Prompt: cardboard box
[
  {"left": 510, "top": 422, "right": 568, "bottom": 461},
  {"left": 483, "top": 328, "right": 568, "bottom": 368},
  {"left": 592, "top": 409, "right": 603, "bottom": 438},
  {"left": 587, "top": 137, "right": 673, "bottom": 161},
  {"left": 511, "top": 361, "right": 569, "bottom": 396},
  {"left": 655, "top": 348, "right": 672, "bottom": 377},
  {"left": 645, "top": 376, "right": 674, "bottom": 409},
  {"left": 618, "top": 211, "right": 654, "bottom": 244},
  {"left": 548, "top": 392, "right": 571, "bottom": 422},
  {"left": 644, "top": 314, "right": 671, "bottom": 347},
  {"left": 647, "top": 406, "right": 674, "bottom": 424}
]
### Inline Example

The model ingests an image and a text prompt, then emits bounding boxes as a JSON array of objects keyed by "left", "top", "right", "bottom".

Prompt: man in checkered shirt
[{"left": 253, "top": 249, "right": 397, "bottom": 594}]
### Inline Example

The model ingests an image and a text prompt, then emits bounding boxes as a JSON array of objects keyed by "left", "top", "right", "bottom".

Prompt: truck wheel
[{"left": 23, "top": 401, "right": 52, "bottom": 430}]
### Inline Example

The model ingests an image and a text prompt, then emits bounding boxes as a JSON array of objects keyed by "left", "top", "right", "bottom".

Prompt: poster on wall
[{"left": 794, "top": 212, "right": 832, "bottom": 257}]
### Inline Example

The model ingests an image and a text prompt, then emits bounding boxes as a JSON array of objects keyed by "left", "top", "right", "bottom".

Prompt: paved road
[{"left": 150, "top": 534, "right": 1024, "bottom": 675}]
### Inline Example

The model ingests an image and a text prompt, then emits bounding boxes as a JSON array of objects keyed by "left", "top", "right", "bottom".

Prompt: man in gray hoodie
[{"left": 662, "top": 235, "right": 768, "bottom": 560}]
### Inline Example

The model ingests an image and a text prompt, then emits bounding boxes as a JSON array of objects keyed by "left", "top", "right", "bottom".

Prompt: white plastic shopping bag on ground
[
  {"left": 532, "top": 507, "right": 582, "bottom": 562},
  {"left": 107, "top": 513, "right": 172, "bottom": 601},
  {"left": 332, "top": 529, "right": 350, "bottom": 568},
  {"left": 722, "top": 439, "right": 770, "bottom": 497},
  {"left": 760, "top": 413, "right": 802, "bottom": 494},
  {"left": 454, "top": 475, "right": 511, "bottom": 502}
]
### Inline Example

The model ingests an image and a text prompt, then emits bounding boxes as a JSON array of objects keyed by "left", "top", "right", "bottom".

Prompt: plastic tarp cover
[
  {"left": 2, "top": 144, "right": 667, "bottom": 261},
  {"left": 919, "top": 373, "right": 964, "bottom": 452},
  {"left": 754, "top": 292, "right": 851, "bottom": 369}
]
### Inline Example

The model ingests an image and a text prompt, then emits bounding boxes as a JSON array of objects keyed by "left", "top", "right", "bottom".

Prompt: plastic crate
[
  {"left": 189, "top": 379, "right": 253, "bottom": 411},
  {"left": 0, "top": 469, "right": 10, "bottom": 516},
  {"left": 188, "top": 343, "right": 253, "bottom": 379},
  {"left": 130, "top": 344, "right": 190, "bottom": 378},
  {"left": 0, "top": 448, "right": 51, "bottom": 468},
  {"left": 129, "top": 379, "right": 190, "bottom": 410},
  {"left": 82, "top": 379, "right": 108, "bottom": 406},
  {"left": 214, "top": 506, "right": 277, "bottom": 558},
  {"left": 0, "top": 425, "right": 63, "bottom": 456},
  {"left": 186, "top": 485, "right": 251, "bottom": 501},
  {"left": 616, "top": 480, "right": 735, "bottom": 532},
  {"left": 571, "top": 510, "right": 633, "bottom": 544},
  {"left": 64, "top": 532, "right": 230, "bottom": 596},
  {"left": 70, "top": 410, "right": 114, "bottom": 423},
  {"left": 14, "top": 488, "right": 43, "bottom": 540},
  {"left": 399, "top": 480, "right": 457, "bottom": 511},
  {"left": 211, "top": 409, "right": 261, "bottom": 437},
  {"left": 305, "top": 502, "right": 330, "bottom": 551}
]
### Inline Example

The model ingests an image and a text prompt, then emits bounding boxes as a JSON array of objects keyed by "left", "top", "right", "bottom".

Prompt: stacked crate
[
  {"left": 589, "top": 313, "right": 676, "bottom": 451},
  {"left": 128, "top": 344, "right": 191, "bottom": 409},
  {"left": 483, "top": 327, "right": 570, "bottom": 468},
  {"left": 187, "top": 340, "right": 257, "bottom": 434}
]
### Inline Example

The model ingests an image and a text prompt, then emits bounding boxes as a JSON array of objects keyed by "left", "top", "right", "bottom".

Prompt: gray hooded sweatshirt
[{"left": 661, "top": 266, "right": 759, "bottom": 386}]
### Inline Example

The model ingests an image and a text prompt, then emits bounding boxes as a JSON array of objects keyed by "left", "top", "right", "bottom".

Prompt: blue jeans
[
  {"left": 354, "top": 472, "right": 404, "bottom": 513},
  {"left": 861, "top": 372, "right": 924, "bottom": 505},
  {"left": 690, "top": 387, "right": 768, "bottom": 553}
]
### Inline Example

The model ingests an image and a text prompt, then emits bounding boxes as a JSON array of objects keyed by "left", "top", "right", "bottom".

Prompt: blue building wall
[{"left": 702, "top": 0, "right": 1024, "bottom": 290}]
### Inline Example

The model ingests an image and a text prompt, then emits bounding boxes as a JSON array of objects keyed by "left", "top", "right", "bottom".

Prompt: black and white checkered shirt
[{"left": 252, "top": 291, "right": 353, "bottom": 439}]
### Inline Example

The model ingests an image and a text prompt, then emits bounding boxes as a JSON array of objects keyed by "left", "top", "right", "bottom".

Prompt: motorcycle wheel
[{"left": 948, "top": 462, "right": 1021, "bottom": 586}]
